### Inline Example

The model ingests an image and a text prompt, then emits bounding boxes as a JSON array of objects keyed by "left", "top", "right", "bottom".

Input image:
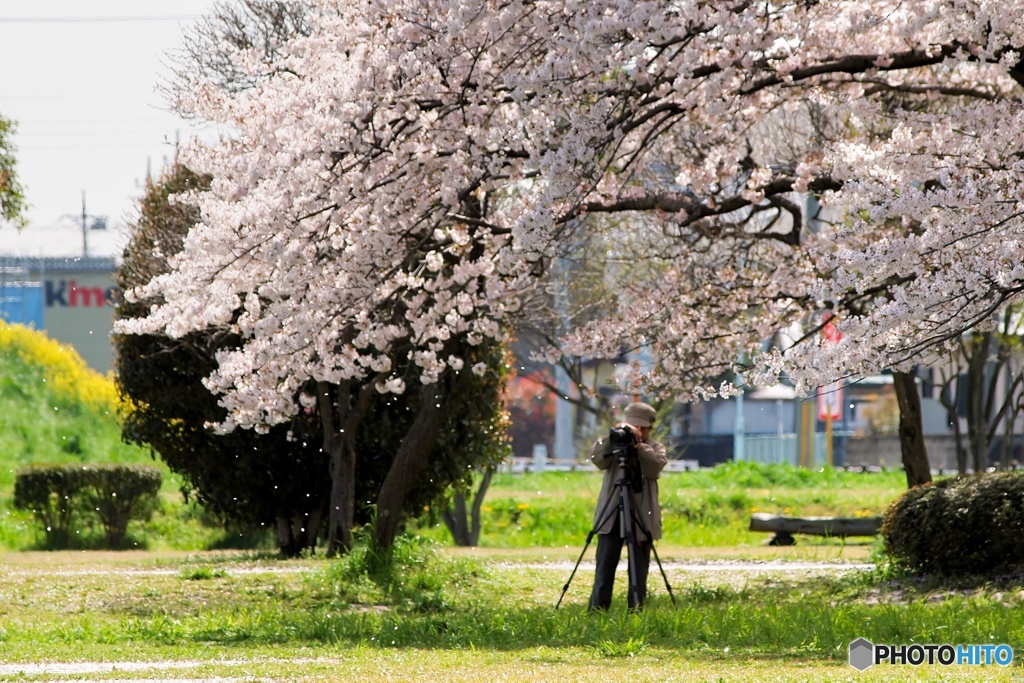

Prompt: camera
[
  {"left": 608, "top": 425, "right": 637, "bottom": 451},
  {"left": 608, "top": 425, "right": 643, "bottom": 493}
]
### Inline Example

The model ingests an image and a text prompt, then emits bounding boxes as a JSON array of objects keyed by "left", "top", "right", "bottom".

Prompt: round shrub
[{"left": 882, "top": 472, "right": 1024, "bottom": 576}]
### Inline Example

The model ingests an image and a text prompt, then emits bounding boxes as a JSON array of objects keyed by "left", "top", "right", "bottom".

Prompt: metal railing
[{"left": 739, "top": 433, "right": 854, "bottom": 467}]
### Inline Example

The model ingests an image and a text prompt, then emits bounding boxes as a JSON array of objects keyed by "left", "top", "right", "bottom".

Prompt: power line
[
  {"left": 0, "top": 16, "right": 203, "bottom": 23},
  {"left": 17, "top": 128, "right": 186, "bottom": 137},
  {"left": 18, "top": 141, "right": 180, "bottom": 150},
  {"left": 17, "top": 116, "right": 183, "bottom": 127},
  {"left": 14, "top": 117, "right": 177, "bottom": 125},
  {"left": 1, "top": 93, "right": 163, "bottom": 101}
]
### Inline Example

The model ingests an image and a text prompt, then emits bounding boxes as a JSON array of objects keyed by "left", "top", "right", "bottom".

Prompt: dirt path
[
  {"left": 498, "top": 559, "right": 874, "bottom": 572},
  {"left": 0, "top": 658, "right": 327, "bottom": 677},
  {"left": 0, "top": 558, "right": 872, "bottom": 580}
]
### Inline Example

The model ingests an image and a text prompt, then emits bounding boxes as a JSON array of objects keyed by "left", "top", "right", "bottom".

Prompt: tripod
[{"left": 555, "top": 448, "right": 675, "bottom": 609}]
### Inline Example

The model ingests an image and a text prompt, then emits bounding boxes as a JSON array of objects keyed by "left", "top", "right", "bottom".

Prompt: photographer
[{"left": 588, "top": 401, "right": 667, "bottom": 611}]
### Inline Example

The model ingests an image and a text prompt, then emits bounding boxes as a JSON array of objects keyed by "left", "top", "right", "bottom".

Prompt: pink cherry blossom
[{"left": 118, "top": 0, "right": 1024, "bottom": 427}]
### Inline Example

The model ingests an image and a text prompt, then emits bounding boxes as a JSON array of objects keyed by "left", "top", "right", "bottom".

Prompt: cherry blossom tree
[
  {"left": 121, "top": 0, "right": 1024, "bottom": 539},
  {"left": 116, "top": 163, "right": 332, "bottom": 556}
]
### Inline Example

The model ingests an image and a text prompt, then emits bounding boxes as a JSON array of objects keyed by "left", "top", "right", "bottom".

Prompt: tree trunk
[
  {"left": 468, "top": 467, "right": 492, "bottom": 545},
  {"left": 320, "top": 380, "right": 369, "bottom": 558},
  {"left": 275, "top": 516, "right": 294, "bottom": 555},
  {"left": 952, "top": 407, "right": 968, "bottom": 476},
  {"left": 893, "top": 370, "right": 932, "bottom": 488},
  {"left": 442, "top": 468, "right": 494, "bottom": 547},
  {"left": 442, "top": 493, "right": 471, "bottom": 546},
  {"left": 939, "top": 384, "right": 968, "bottom": 475},
  {"left": 965, "top": 332, "right": 990, "bottom": 473},
  {"left": 1001, "top": 365, "right": 1015, "bottom": 469},
  {"left": 375, "top": 383, "right": 447, "bottom": 550},
  {"left": 990, "top": 364, "right": 1022, "bottom": 470},
  {"left": 275, "top": 507, "right": 323, "bottom": 557},
  {"left": 1005, "top": 377, "right": 1024, "bottom": 469},
  {"left": 322, "top": 417, "right": 354, "bottom": 555}
]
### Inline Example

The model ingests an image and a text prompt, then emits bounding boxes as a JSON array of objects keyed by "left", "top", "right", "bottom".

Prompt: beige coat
[{"left": 590, "top": 435, "right": 668, "bottom": 541}]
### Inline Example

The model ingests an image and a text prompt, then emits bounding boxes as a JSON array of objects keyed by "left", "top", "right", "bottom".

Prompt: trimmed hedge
[
  {"left": 13, "top": 464, "right": 162, "bottom": 549},
  {"left": 882, "top": 472, "right": 1024, "bottom": 576},
  {"left": 12, "top": 465, "right": 84, "bottom": 547}
]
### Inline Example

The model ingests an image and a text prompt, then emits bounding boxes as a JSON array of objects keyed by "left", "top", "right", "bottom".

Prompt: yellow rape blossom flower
[{"left": 0, "top": 321, "right": 120, "bottom": 413}]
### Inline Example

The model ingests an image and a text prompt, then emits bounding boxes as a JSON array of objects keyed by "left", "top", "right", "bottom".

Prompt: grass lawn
[
  {"left": 2, "top": 321, "right": 1019, "bottom": 679},
  {"left": 412, "top": 465, "right": 908, "bottom": 549},
  {"left": 2, "top": 459, "right": 991, "bottom": 680},
  {"left": 3, "top": 459, "right": 909, "bottom": 553},
  {"left": 0, "top": 542, "right": 1020, "bottom": 682}
]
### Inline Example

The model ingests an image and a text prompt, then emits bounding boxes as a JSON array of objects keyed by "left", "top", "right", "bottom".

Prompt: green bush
[
  {"left": 13, "top": 464, "right": 162, "bottom": 549},
  {"left": 12, "top": 465, "right": 85, "bottom": 546},
  {"left": 80, "top": 464, "right": 162, "bottom": 547},
  {"left": 882, "top": 472, "right": 1024, "bottom": 576}
]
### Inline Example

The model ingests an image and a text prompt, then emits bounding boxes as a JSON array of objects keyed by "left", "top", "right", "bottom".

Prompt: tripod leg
[
  {"left": 649, "top": 539, "right": 676, "bottom": 605},
  {"left": 555, "top": 529, "right": 596, "bottom": 610},
  {"left": 558, "top": 493, "right": 621, "bottom": 610},
  {"left": 631, "top": 510, "right": 676, "bottom": 605}
]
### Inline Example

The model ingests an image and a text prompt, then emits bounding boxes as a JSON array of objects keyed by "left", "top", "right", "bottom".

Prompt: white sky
[{"left": 0, "top": 0, "right": 219, "bottom": 258}]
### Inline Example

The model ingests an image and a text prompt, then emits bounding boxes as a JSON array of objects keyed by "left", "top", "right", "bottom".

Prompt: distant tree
[
  {"left": 0, "top": 114, "right": 26, "bottom": 228},
  {"left": 937, "top": 309, "right": 1024, "bottom": 474},
  {"left": 504, "top": 371, "right": 556, "bottom": 459}
]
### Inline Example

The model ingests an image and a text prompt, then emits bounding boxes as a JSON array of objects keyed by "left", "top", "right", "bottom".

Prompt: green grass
[
  {"left": 0, "top": 336, "right": 264, "bottom": 552},
  {"left": 412, "top": 464, "right": 907, "bottom": 548},
  {"left": 0, "top": 323, "right": 911, "bottom": 556},
  {"left": 0, "top": 327, "right": 1012, "bottom": 679},
  {"left": 0, "top": 541, "right": 1021, "bottom": 681},
  {"left": 0, "top": 345, "right": 156, "bottom": 491}
]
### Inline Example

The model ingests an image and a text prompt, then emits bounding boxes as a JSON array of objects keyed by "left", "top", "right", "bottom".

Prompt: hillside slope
[{"left": 0, "top": 321, "right": 156, "bottom": 493}]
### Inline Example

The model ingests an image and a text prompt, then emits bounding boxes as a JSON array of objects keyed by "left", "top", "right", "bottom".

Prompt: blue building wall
[{"left": 0, "top": 282, "right": 44, "bottom": 329}]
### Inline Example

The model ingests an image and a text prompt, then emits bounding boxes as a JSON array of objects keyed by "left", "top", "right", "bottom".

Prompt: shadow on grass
[
  {"left": 204, "top": 526, "right": 275, "bottom": 552},
  {"left": 22, "top": 530, "right": 153, "bottom": 551},
  {"left": 108, "top": 585, "right": 1024, "bottom": 659}
]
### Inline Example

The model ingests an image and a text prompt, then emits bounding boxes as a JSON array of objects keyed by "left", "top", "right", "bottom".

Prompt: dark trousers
[{"left": 588, "top": 517, "right": 652, "bottom": 610}]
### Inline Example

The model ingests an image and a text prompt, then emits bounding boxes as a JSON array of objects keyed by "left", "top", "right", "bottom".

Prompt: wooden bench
[
  {"left": 749, "top": 513, "right": 883, "bottom": 546},
  {"left": 663, "top": 459, "right": 700, "bottom": 472}
]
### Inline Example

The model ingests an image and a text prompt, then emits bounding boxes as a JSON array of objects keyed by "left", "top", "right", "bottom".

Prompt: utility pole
[
  {"left": 734, "top": 355, "right": 746, "bottom": 462},
  {"left": 77, "top": 191, "right": 107, "bottom": 259},
  {"left": 81, "top": 190, "right": 89, "bottom": 258},
  {"left": 734, "top": 375, "right": 745, "bottom": 462}
]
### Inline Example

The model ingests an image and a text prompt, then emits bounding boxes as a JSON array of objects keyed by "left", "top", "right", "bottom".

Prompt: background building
[{"left": 0, "top": 256, "right": 117, "bottom": 374}]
